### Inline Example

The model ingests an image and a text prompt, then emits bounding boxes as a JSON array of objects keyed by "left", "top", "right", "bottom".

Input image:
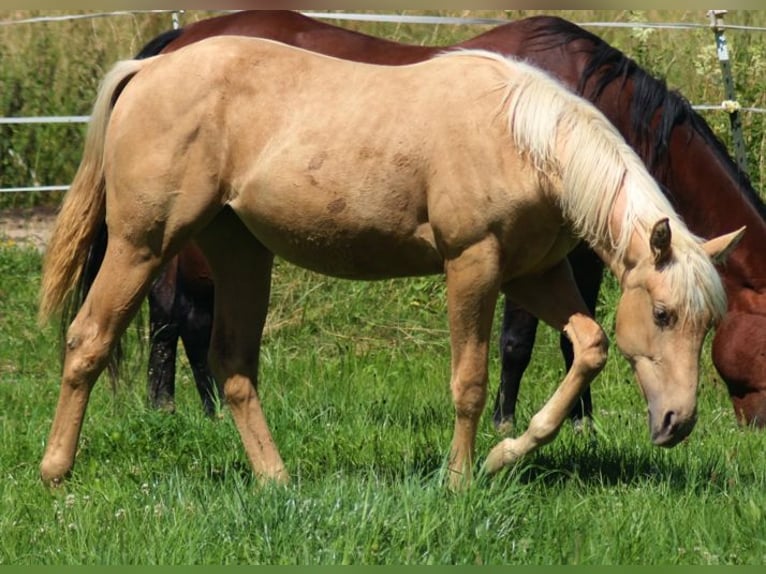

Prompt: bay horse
[
  {"left": 38, "top": 37, "right": 741, "bottom": 487},
  {"left": 133, "top": 11, "right": 766, "bottom": 429}
]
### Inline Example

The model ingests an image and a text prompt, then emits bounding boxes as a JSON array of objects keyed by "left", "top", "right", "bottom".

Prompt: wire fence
[{"left": 1, "top": 9, "right": 765, "bottom": 194}]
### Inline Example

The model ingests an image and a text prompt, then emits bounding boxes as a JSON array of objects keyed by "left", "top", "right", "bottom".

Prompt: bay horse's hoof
[{"left": 494, "top": 417, "right": 515, "bottom": 437}]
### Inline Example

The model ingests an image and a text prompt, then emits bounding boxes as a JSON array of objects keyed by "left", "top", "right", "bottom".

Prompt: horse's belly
[{"left": 232, "top": 203, "right": 443, "bottom": 279}]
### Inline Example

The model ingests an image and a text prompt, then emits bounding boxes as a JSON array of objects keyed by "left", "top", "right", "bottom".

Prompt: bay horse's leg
[
  {"left": 40, "top": 237, "right": 162, "bottom": 485},
  {"left": 147, "top": 260, "right": 181, "bottom": 413},
  {"left": 493, "top": 300, "right": 539, "bottom": 434},
  {"left": 494, "top": 245, "right": 605, "bottom": 435},
  {"left": 560, "top": 244, "right": 604, "bottom": 426},
  {"left": 178, "top": 286, "right": 219, "bottom": 417},
  {"left": 194, "top": 208, "right": 287, "bottom": 484},
  {"left": 483, "top": 259, "right": 608, "bottom": 476},
  {"left": 444, "top": 239, "right": 502, "bottom": 489},
  {"left": 177, "top": 247, "right": 219, "bottom": 417}
]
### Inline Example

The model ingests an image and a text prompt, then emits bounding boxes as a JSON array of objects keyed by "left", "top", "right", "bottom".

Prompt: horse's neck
[
  {"left": 591, "top": 233, "right": 643, "bottom": 287},
  {"left": 590, "top": 187, "right": 649, "bottom": 282},
  {"left": 662, "top": 128, "right": 766, "bottom": 294},
  {"left": 586, "top": 93, "right": 766, "bottom": 296}
]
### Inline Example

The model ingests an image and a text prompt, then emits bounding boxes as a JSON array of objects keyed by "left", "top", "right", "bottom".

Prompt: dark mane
[
  {"left": 135, "top": 28, "right": 184, "bottom": 59},
  {"left": 521, "top": 16, "right": 765, "bottom": 220}
]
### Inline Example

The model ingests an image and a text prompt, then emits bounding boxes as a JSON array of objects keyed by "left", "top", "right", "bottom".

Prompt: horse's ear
[
  {"left": 650, "top": 218, "right": 672, "bottom": 267},
  {"left": 702, "top": 226, "right": 746, "bottom": 264}
]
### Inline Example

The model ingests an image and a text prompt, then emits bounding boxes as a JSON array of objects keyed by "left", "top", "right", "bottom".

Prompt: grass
[{"left": 1, "top": 245, "right": 765, "bottom": 565}]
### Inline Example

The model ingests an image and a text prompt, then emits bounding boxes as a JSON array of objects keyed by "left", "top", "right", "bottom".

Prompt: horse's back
[{"left": 107, "top": 38, "right": 559, "bottom": 279}]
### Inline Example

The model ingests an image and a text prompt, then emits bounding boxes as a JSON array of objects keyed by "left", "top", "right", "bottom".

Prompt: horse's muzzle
[{"left": 650, "top": 407, "right": 697, "bottom": 447}]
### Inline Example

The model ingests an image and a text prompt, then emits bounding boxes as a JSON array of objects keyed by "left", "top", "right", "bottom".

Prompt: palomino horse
[
  {"left": 129, "top": 12, "right": 766, "bottom": 429},
  {"left": 39, "top": 38, "right": 742, "bottom": 486}
]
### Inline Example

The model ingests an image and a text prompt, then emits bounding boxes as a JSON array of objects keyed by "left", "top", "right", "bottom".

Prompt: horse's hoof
[
  {"left": 446, "top": 468, "right": 472, "bottom": 492},
  {"left": 483, "top": 438, "right": 522, "bottom": 475},
  {"left": 150, "top": 398, "right": 176, "bottom": 414},
  {"left": 40, "top": 467, "right": 68, "bottom": 488},
  {"left": 572, "top": 417, "right": 592, "bottom": 432},
  {"left": 494, "top": 416, "right": 515, "bottom": 437}
]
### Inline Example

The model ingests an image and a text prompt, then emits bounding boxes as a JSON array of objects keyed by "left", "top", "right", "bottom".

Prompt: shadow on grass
[{"left": 485, "top": 442, "right": 761, "bottom": 494}]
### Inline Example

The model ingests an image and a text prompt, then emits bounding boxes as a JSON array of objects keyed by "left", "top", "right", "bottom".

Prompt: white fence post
[{"left": 708, "top": 9, "right": 749, "bottom": 176}]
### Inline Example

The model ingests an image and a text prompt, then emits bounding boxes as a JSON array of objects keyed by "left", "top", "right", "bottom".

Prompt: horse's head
[{"left": 614, "top": 219, "right": 744, "bottom": 447}]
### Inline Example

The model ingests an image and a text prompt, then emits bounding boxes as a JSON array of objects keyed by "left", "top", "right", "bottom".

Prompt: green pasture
[
  {"left": 1, "top": 245, "right": 765, "bottom": 565},
  {"left": 1, "top": 8, "right": 766, "bottom": 566}
]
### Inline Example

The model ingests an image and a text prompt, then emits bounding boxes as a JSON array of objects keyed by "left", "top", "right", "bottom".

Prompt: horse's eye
[{"left": 653, "top": 306, "right": 675, "bottom": 328}]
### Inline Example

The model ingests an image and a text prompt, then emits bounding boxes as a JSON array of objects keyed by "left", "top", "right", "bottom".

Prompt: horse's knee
[
  {"left": 731, "top": 390, "right": 766, "bottom": 428},
  {"left": 569, "top": 321, "right": 608, "bottom": 374},
  {"left": 500, "top": 330, "right": 534, "bottom": 367},
  {"left": 581, "top": 327, "right": 608, "bottom": 373},
  {"left": 499, "top": 307, "right": 537, "bottom": 365},
  {"left": 451, "top": 367, "right": 488, "bottom": 418},
  {"left": 221, "top": 375, "right": 254, "bottom": 409}
]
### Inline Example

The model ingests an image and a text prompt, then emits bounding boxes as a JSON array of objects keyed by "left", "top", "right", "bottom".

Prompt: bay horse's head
[{"left": 614, "top": 218, "right": 744, "bottom": 446}]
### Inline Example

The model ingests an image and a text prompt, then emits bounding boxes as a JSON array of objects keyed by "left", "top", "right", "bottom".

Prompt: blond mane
[{"left": 441, "top": 49, "right": 726, "bottom": 325}]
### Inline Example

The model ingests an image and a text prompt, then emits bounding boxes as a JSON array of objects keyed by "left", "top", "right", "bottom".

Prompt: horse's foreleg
[
  {"left": 494, "top": 300, "right": 538, "bottom": 435},
  {"left": 483, "top": 260, "right": 608, "bottom": 475},
  {"left": 560, "top": 244, "right": 605, "bottom": 425},
  {"left": 195, "top": 209, "right": 286, "bottom": 484},
  {"left": 444, "top": 239, "right": 502, "bottom": 489},
  {"left": 40, "top": 239, "right": 159, "bottom": 485}
]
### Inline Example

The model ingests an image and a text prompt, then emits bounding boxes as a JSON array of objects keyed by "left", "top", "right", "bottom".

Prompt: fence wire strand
[{"left": 1, "top": 10, "right": 764, "bottom": 194}]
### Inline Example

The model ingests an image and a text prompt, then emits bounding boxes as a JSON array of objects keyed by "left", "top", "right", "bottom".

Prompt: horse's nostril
[
  {"left": 652, "top": 408, "right": 696, "bottom": 447},
  {"left": 662, "top": 410, "right": 678, "bottom": 434}
]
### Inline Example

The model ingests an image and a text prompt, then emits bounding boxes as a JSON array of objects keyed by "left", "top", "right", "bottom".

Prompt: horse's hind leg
[
  {"left": 179, "top": 294, "right": 219, "bottom": 417},
  {"left": 177, "top": 249, "right": 219, "bottom": 417},
  {"left": 147, "top": 260, "right": 181, "bottom": 413},
  {"left": 40, "top": 237, "right": 162, "bottom": 485},
  {"left": 193, "top": 208, "right": 286, "bottom": 483},
  {"left": 148, "top": 251, "right": 219, "bottom": 417},
  {"left": 560, "top": 244, "right": 604, "bottom": 426}
]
